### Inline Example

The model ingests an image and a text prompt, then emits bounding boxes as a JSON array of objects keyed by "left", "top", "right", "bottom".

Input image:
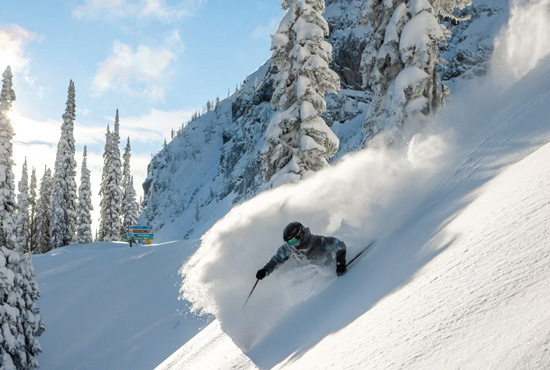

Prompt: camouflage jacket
[{"left": 262, "top": 227, "right": 346, "bottom": 276}]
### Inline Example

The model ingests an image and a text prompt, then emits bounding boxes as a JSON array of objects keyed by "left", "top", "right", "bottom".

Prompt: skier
[{"left": 255, "top": 222, "right": 347, "bottom": 280}]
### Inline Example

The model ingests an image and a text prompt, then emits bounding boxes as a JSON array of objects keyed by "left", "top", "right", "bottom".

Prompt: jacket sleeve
[
  {"left": 324, "top": 237, "right": 347, "bottom": 266},
  {"left": 263, "top": 244, "right": 292, "bottom": 275}
]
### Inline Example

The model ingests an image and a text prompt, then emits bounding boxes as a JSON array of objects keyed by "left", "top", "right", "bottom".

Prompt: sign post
[{"left": 126, "top": 225, "right": 154, "bottom": 246}]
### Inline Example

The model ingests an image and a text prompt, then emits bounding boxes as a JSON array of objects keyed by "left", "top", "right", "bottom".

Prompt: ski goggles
[{"left": 287, "top": 237, "right": 299, "bottom": 246}]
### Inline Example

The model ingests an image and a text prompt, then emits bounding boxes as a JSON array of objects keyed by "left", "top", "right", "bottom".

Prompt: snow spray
[{"left": 491, "top": 0, "right": 550, "bottom": 88}]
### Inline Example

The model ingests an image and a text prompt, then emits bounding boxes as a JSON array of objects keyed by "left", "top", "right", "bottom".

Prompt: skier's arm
[
  {"left": 257, "top": 244, "right": 291, "bottom": 279},
  {"left": 324, "top": 237, "right": 347, "bottom": 275},
  {"left": 323, "top": 237, "right": 346, "bottom": 263}
]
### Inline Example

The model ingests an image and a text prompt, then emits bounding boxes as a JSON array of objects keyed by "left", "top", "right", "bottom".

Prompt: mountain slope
[
  {"left": 141, "top": 0, "right": 506, "bottom": 243},
  {"left": 31, "top": 41, "right": 550, "bottom": 370},
  {"left": 30, "top": 1, "right": 550, "bottom": 369},
  {"left": 163, "top": 53, "right": 550, "bottom": 370},
  {"left": 265, "top": 136, "right": 550, "bottom": 370},
  {"left": 171, "top": 0, "right": 550, "bottom": 360}
]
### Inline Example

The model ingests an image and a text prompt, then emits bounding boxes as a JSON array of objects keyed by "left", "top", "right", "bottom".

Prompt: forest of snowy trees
[
  {"left": 3, "top": 79, "right": 140, "bottom": 254},
  {"left": 0, "top": 64, "right": 140, "bottom": 368}
]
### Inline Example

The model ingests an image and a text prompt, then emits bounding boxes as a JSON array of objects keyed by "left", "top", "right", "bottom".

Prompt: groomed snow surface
[
  {"left": 33, "top": 1, "right": 550, "bottom": 369},
  {"left": 32, "top": 241, "right": 211, "bottom": 370}
]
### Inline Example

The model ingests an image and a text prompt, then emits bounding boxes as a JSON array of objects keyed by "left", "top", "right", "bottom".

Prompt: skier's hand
[
  {"left": 256, "top": 269, "right": 267, "bottom": 280},
  {"left": 336, "top": 264, "right": 347, "bottom": 276}
]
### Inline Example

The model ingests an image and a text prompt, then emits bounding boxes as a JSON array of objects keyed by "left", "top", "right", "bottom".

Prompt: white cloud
[
  {"left": 9, "top": 109, "right": 105, "bottom": 147},
  {"left": 9, "top": 106, "right": 194, "bottom": 169},
  {"left": 0, "top": 24, "right": 39, "bottom": 80},
  {"left": 118, "top": 108, "right": 195, "bottom": 144},
  {"left": 92, "top": 31, "right": 183, "bottom": 100},
  {"left": 73, "top": 0, "right": 207, "bottom": 22},
  {"left": 10, "top": 111, "right": 60, "bottom": 146}
]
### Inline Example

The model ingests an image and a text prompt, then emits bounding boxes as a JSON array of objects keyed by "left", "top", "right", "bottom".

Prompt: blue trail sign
[{"left": 126, "top": 226, "right": 154, "bottom": 244}]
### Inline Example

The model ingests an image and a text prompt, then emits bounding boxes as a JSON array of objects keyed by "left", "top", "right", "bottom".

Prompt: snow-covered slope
[
  {"left": 263, "top": 139, "right": 550, "bottom": 370},
  {"left": 32, "top": 241, "right": 210, "bottom": 370},
  {"left": 31, "top": 1, "right": 550, "bottom": 369},
  {"left": 32, "top": 55, "right": 550, "bottom": 370},
  {"left": 156, "top": 320, "right": 258, "bottom": 370},
  {"left": 163, "top": 55, "right": 550, "bottom": 370},
  {"left": 168, "top": 1, "right": 550, "bottom": 367}
]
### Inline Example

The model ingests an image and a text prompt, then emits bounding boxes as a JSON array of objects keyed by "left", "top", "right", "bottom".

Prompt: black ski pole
[
  {"left": 346, "top": 240, "right": 376, "bottom": 267},
  {"left": 242, "top": 279, "right": 260, "bottom": 309}
]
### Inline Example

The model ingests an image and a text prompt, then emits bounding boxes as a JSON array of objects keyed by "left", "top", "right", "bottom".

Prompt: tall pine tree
[
  {"left": 98, "top": 110, "right": 123, "bottom": 241},
  {"left": 122, "top": 176, "right": 139, "bottom": 235},
  {"left": 15, "top": 158, "right": 30, "bottom": 253},
  {"left": 97, "top": 125, "right": 110, "bottom": 241},
  {"left": 120, "top": 137, "right": 134, "bottom": 237},
  {"left": 76, "top": 147, "right": 93, "bottom": 244},
  {"left": 0, "top": 67, "right": 44, "bottom": 370},
  {"left": 361, "top": 0, "right": 472, "bottom": 143},
  {"left": 262, "top": 0, "right": 340, "bottom": 186},
  {"left": 50, "top": 80, "right": 78, "bottom": 249},
  {"left": 29, "top": 167, "right": 38, "bottom": 253},
  {"left": 0, "top": 66, "right": 17, "bottom": 250},
  {"left": 35, "top": 167, "right": 52, "bottom": 254}
]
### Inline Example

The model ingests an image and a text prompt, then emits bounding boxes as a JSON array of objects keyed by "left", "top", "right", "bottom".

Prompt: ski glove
[
  {"left": 336, "top": 264, "right": 347, "bottom": 277},
  {"left": 256, "top": 269, "right": 267, "bottom": 280}
]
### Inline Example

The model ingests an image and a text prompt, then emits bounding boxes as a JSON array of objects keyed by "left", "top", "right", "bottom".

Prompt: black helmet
[{"left": 283, "top": 222, "right": 304, "bottom": 242}]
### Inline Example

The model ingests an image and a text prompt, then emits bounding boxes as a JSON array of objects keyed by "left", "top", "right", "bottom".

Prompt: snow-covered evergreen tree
[
  {"left": 121, "top": 138, "right": 130, "bottom": 230},
  {"left": 15, "top": 158, "right": 30, "bottom": 253},
  {"left": 50, "top": 80, "right": 78, "bottom": 249},
  {"left": 76, "top": 147, "right": 93, "bottom": 244},
  {"left": 97, "top": 126, "right": 110, "bottom": 241},
  {"left": 0, "top": 69, "right": 45, "bottom": 365},
  {"left": 262, "top": 0, "right": 341, "bottom": 186},
  {"left": 98, "top": 110, "right": 123, "bottom": 241},
  {"left": 0, "top": 247, "right": 45, "bottom": 369},
  {"left": 35, "top": 167, "right": 52, "bottom": 254},
  {"left": 0, "top": 66, "right": 17, "bottom": 251},
  {"left": 28, "top": 168, "right": 37, "bottom": 253},
  {"left": 361, "top": 0, "right": 472, "bottom": 143},
  {"left": 120, "top": 137, "right": 136, "bottom": 237},
  {"left": 122, "top": 137, "right": 131, "bottom": 195},
  {"left": 122, "top": 176, "right": 139, "bottom": 235}
]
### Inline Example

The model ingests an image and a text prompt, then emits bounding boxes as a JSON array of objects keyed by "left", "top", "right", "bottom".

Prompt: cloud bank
[
  {"left": 92, "top": 31, "right": 183, "bottom": 100},
  {"left": 0, "top": 24, "right": 39, "bottom": 82}
]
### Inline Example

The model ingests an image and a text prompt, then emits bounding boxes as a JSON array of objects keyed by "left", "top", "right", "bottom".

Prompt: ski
[{"left": 346, "top": 240, "right": 376, "bottom": 268}]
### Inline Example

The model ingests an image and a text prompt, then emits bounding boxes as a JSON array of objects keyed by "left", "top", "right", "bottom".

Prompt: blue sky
[{"left": 0, "top": 0, "right": 282, "bottom": 232}]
